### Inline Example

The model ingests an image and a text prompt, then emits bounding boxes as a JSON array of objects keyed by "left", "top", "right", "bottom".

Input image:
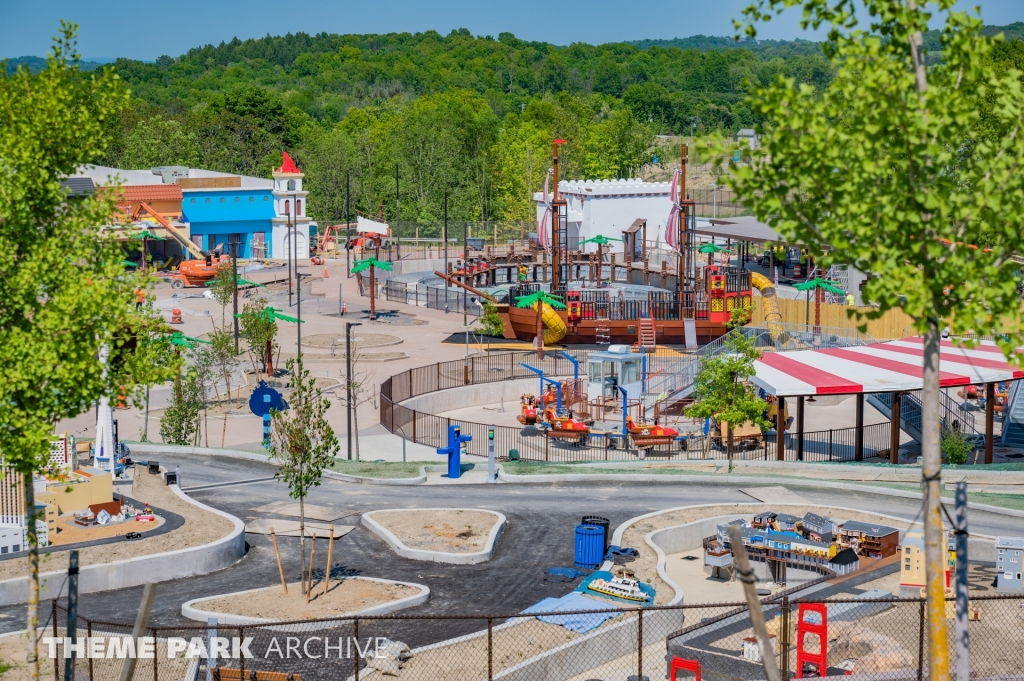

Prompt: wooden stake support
[
  {"left": 306, "top": 532, "right": 317, "bottom": 604},
  {"left": 270, "top": 528, "right": 287, "bottom": 595},
  {"left": 324, "top": 525, "right": 335, "bottom": 597}
]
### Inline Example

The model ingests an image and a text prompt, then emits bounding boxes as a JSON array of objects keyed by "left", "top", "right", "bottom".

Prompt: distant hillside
[
  {"left": 4, "top": 55, "right": 104, "bottom": 75},
  {"left": 628, "top": 35, "right": 824, "bottom": 58}
]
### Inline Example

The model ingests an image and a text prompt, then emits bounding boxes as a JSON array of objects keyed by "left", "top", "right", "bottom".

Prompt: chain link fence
[{"left": 44, "top": 594, "right": 1024, "bottom": 680}]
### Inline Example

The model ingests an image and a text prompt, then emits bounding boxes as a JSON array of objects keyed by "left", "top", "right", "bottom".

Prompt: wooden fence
[{"left": 748, "top": 296, "right": 915, "bottom": 339}]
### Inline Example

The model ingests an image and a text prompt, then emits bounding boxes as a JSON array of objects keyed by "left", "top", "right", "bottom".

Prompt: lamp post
[
  {"left": 345, "top": 172, "right": 351, "bottom": 279},
  {"left": 443, "top": 189, "right": 449, "bottom": 314},
  {"left": 395, "top": 164, "right": 400, "bottom": 259},
  {"left": 287, "top": 194, "right": 293, "bottom": 307},
  {"left": 346, "top": 322, "right": 362, "bottom": 460},
  {"left": 463, "top": 218, "right": 469, "bottom": 327},
  {"left": 230, "top": 236, "right": 240, "bottom": 355}
]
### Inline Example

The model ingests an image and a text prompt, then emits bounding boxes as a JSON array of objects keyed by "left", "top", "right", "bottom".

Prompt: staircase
[
  {"left": 867, "top": 390, "right": 981, "bottom": 445},
  {"left": 636, "top": 315, "right": 656, "bottom": 352},
  {"left": 1001, "top": 381, "right": 1024, "bottom": 448}
]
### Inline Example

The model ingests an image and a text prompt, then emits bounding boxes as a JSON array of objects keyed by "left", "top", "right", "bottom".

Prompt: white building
[
  {"left": 270, "top": 153, "right": 313, "bottom": 261},
  {"left": 534, "top": 179, "right": 674, "bottom": 255}
]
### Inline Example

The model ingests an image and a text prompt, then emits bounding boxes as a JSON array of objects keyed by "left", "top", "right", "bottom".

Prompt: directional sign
[{"left": 249, "top": 381, "right": 286, "bottom": 417}]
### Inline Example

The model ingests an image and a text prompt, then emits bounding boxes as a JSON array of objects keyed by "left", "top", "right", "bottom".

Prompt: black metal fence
[
  {"left": 46, "top": 594, "right": 1024, "bottom": 681},
  {"left": 380, "top": 351, "right": 895, "bottom": 463}
]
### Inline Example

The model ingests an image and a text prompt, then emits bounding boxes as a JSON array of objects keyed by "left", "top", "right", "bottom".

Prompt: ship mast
[{"left": 551, "top": 139, "right": 566, "bottom": 293}]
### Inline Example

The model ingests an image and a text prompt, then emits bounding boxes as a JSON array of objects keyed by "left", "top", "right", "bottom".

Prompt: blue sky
[{"left": 2, "top": 0, "right": 1021, "bottom": 61}]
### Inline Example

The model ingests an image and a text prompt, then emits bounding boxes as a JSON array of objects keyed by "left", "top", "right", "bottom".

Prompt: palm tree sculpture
[
  {"left": 515, "top": 290, "right": 567, "bottom": 358},
  {"left": 234, "top": 306, "right": 304, "bottom": 376},
  {"left": 351, "top": 257, "right": 393, "bottom": 320},
  {"left": 793, "top": 277, "right": 846, "bottom": 335},
  {"left": 129, "top": 230, "right": 167, "bottom": 272},
  {"left": 578, "top": 235, "right": 620, "bottom": 287},
  {"left": 698, "top": 241, "right": 734, "bottom": 266}
]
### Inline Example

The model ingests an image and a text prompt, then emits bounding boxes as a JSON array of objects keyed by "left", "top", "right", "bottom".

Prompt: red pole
[{"left": 369, "top": 265, "right": 377, "bottom": 320}]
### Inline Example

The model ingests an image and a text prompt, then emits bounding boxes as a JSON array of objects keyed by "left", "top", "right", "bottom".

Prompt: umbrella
[{"left": 698, "top": 242, "right": 734, "bottom": 265}]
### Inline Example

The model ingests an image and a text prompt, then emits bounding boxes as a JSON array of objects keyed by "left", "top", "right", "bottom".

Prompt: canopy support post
[
  {"left": 776, "top": 396, "right": 786, "bottom": 461},
  {"left": 985, "top": 382, "right": 995, "bottom": 464},
  {"left": 796, "top": 396, "right": 805, "bottom": 461},
  {"left": 890, "top": 392, "right": 901, "bottom": 465},
  {"left": 855, "top": 393, "right": 864, "bottom": 462}
]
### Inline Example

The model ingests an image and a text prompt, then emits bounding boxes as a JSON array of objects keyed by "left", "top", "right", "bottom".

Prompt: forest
[{"left": 12, "top": 23, "right": 1022, "bottom": 227}]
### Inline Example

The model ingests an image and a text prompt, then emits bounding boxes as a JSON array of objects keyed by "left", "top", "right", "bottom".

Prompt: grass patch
[
  {"left": 0, "top": 661, "right": 14, "bottom": 675},
  {"left": 966, "top": 492, "right": 1024, "bottom": 512},
  {"left": 328, "top": 460, "right": 424, "bottom": 479}
]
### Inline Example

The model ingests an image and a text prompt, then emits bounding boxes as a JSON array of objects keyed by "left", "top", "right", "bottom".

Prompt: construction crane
[{"left": 131, "top": 202, "right": 207, "bottom": 261}]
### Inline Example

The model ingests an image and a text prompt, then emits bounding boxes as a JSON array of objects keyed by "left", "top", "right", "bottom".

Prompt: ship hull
[{"left": 505, "top": 306, "right": 730, "bottom": 346}]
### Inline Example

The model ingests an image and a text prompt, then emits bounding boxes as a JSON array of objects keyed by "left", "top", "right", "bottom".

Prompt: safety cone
[
  {"left": 341, "top": 301, "right": 347, "bottom": 316},
  {"left": 323, "top": 265, "right": 329, "bottom": 278},
  {"left": 170, "top": 308, "right": 183, "bottom": 324}
]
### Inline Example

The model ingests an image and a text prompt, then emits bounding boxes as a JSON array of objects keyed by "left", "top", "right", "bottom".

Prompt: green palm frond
[
  {"left": 579, "top": 235, "right": 620, "bottom": 246},
  {"left": 515, "top": 291, "right": 567, "bottom": 310},
  {"left": 794, "top": 277, "right": 845, "bottom": 296},
  {"left": 351, "top": 257, "right": 393, "bottom": 274}
]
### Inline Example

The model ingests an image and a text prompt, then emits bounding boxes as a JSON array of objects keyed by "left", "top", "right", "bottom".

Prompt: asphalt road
[{"left": 4, "top": 452, "right": 1021, "bottom": 636}]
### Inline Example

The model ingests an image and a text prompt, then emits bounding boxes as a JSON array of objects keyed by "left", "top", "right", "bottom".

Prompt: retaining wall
[
  {"left": 400, "top": 378, "right": 550, "bottom": 414},
  {"left": 0, "top": 477, "right": 246, "bottom": 607}
]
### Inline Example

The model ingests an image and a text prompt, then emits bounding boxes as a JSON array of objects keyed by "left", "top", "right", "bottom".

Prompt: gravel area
[
  {"left": 620, "top": 504, "right": 917, "bottom": 605},
  {"left": 0, "top": 468, "right": 235, "bottom": 581},
  {"left": 192, "top": 578, "right": 417, "bottom": 620},
  {"left": 370, "top": 509, "right": 500, "bottom": 554}
]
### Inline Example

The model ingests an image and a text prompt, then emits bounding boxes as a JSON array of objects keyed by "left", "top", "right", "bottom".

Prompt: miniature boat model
[{"left": 587, "top": 568, "right": 650, "bottom": 602}]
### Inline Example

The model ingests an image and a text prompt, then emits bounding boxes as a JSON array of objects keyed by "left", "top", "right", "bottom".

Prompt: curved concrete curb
[
  {"left": 181, "top": 576, "right": 430, "bottom": 628},
  {"left": 362, "top": 508, "right": 507, "bottom": 564},
  {"left": 496, "top": 469, "right": 1024, "bottom": 519},
  {"left": 323, "top": 468, "right": 427, "bottom": 486},
  {"left": 603, "top": 502, "right": 1003, "bottom": 599},
  {"left": 128, "top": 443, "right": 270, "bottom": 462},
  {"left": 0, "top": 471, "right": 246, "bottom": 607}
]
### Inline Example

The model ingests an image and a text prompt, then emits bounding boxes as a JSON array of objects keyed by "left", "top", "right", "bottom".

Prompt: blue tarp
[
  {"left": 605, "top": 545, "right": 639, "bottom": 560},
  {"left": 576, "top": 570, "right": 656, "bottom": 606},
  {"left": 521, "top": 592, "right": 621, "bottom": 634},
  {"left": 546, "top": 567, "right": 587, "bottom": 580}
]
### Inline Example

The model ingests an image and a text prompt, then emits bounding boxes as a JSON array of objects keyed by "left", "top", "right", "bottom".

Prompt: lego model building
[{"left": 995, "top": 536, "right": 1024, "bottom": 591}]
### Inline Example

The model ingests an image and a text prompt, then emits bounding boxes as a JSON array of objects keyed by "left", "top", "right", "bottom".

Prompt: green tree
[
  {"left": 684, "top": 327, "right": 767, "bottom": 464},
  {"left": 208, "top": 261, "right": 236, "bottom": 327},
  {"left": 238, "top": 297, "right": 280, "bottom": 377},
  {"left": 208, "top": 326, "right": 239, "bottom": 448},
  {"left": 731, "top": 2, "right": 1024, "bottom": 676},
  {"left": 119, "top": 116, "right": 201, "bottom": 168},
  {"left": 475, "top": 300, "right": 507, "bottom": 337},
  {"left": 160, "top": 368, "right": 203, "bottom": 445},
  {"left": 268, "top": 358, "right": 340, "bottom": 596},
  {"left": 0, "top": 25, "right": 179, "bottom": 676}
]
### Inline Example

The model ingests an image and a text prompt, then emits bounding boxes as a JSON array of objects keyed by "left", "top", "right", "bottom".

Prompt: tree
[
  {"left": 685, "top": 322, "right": 767, "bottom": 464},
  {"left": 208, "top": 261, "right": 236, "bottom": 327},
  {"left": 730, "top": 2, "right": 1024, "bottom": 677},
  {"left": 0, "top": 25, "right": 179, "bottom": 677},
  {"left": 475, "top": 300, "right": 507, "bottom": 337},
  {"left": 268, "top": 358, "right": 339, "bottom": 595},
  {"left": 208, "top": 326, "right": 239, "bottom": 447},
  {"left": 119, "top": 116, "right": 201, "bottom": 169},
  {"left": 514, "top": 291, "right": 566, "bottom": 358},
  {"left": 351, "top": 257, "right": 393, "bottom": 320},
  {"left": 238, "top": 297, "right": 280, "bottom": 377},
  {"left": 160, "top": 368, "right": 203, "bottom": 445}
]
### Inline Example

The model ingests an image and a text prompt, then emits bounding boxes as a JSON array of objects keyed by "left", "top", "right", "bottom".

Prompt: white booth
[{"left": 587, "top": 345, "right": 643, "bottom": 401}]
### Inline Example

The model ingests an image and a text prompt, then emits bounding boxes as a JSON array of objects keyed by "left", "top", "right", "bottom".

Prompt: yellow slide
[
  {"left": 750, "top": 272, "right": 784, "bottom": 340},
  {"left": 534, "top": 302, "right": 568, "bottom": 344}
]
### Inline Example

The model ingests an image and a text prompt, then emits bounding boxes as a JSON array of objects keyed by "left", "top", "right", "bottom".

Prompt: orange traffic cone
[
  {"left": 170, "top": 308, "right": 183, "bottom": 324},
  {"left": 323, "top": 265, "right": 329, "bottom": 278},
  {"left": 341, "top": 301, "right": 347, "bottom": 316}
]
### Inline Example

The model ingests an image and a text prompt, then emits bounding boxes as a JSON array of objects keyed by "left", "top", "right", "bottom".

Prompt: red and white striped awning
[{"left": 752, "top": 338, "right": 1024, "bottom": 397}]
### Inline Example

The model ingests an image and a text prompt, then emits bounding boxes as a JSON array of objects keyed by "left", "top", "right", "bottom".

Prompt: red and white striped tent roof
[{"left": 752, "top": 338, "right": 1024, "bottom": 397}]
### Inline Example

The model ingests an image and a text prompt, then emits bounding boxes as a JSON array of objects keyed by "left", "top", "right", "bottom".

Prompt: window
[
  {"left": 287, "top": 179, "right": 296, "bottom": 190},
  {"left": 220, "top": 197, "right": 226, "bottom": 203},
  {"left": 296, "top": 199, "right": 302, "bottom": 214},
  {"left": 190, "top": 198, "right": 196, "bottom": 204},
  {"left": 999, "top": 549, "right": 1005, "bottom": 554},
  {"left": 12, "top": 545, "right": 18, "bottom": 552},
  {"left": 284, "top": 200, "right": 290, "bottom": 215},
  {"left": 205, "top": 198, "right": 211, "bottom": 204},
  {"left": 0, "top": 547, "right": 6, "bottom": 555}
]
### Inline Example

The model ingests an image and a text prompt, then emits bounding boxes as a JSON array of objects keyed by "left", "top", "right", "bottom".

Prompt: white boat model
[{"left": 587, "top": 568, "right": 650, "bottom": 602}]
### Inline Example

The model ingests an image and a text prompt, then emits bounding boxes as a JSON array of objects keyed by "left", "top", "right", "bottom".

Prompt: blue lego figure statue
[{"left": 437, "top": 424, "right": 472, "bottom": 479}]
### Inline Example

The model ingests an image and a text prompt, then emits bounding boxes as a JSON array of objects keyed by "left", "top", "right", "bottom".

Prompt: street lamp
[
  {"left": 229, "top": 235, "right": 240, "bottom": 355},
  {"left": 346, "top": 321, "right": 362, "bottom": 460}
]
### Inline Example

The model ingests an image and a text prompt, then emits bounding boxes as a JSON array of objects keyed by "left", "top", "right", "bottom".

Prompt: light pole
[
  {"left": 230, "top": 236, "right": 240, "bottom": 355},
  {"left": 395, "top": 164, "right": 400, "bottom": 259},
  {"left": 287, "top": 194, "right": 293, "bottom": 307},
  {"left": 463, "top": 218, "right": 468, "bottom": 327},
  {"left": 345, "top": 172, "right": 351, "bottom": 279},
  {"left": 443, "top": 189, "right": 449, "bottom": 314},
  {"left": 346, "top": 321, "right": 362, "bottom": 460}
]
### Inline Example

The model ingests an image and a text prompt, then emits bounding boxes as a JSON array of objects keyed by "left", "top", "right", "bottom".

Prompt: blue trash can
[{"left": 574, "top": 524, "right": 605, "bottom": 569}]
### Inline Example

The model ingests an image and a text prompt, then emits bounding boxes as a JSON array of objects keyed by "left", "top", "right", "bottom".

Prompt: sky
[{"left": 2, "top": 0, "right": 1021, "bottom": 62}]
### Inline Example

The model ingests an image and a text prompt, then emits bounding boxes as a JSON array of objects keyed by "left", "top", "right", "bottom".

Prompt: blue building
[{"left": 181, "top": 187, "right": 276, "bottom": 259}]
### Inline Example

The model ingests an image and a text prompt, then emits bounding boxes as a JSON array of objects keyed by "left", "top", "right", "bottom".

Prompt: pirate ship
[{"left": 448, "top": 141, "right": 760, "bottom": 347}]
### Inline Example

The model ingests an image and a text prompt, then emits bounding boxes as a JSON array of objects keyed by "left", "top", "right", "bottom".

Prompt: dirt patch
[
  {"left": 370, "top": 509, "right": 500, "bottom": 554},
  {"left": 301, "top": 332, "right": 402, "bottom": 348},
  {"left": 620, "top": 504, "right": 917, "bottom": 606},
  {"left": 192, "top": 578, "right": 418, "bottom": 620},
  {"left": 49, "top": 514, "right": 165, "bottom": 546},
  {"left": 0, "top": 468, "right": 235, "bottom": 581}
]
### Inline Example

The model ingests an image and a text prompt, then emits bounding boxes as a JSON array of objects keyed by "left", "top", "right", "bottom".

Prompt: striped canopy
[{"left": 751, "top": 338, "right": 1024, "bottom": 397}]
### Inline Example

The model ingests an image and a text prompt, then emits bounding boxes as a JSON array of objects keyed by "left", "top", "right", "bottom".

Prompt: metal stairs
[
  {"left": 866, "top": 389, "right": 981, "bottom": 445},
  {"left": 1001, "top": 381, "right": 1024, "bottom": 448},
  {"left": 636, "top": 315, "right": 656, "bottom": 352}
]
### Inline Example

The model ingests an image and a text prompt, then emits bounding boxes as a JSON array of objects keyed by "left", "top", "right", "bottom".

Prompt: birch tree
[{"left": 730, "top": 2, "right": 1024, "bottom": 677}]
